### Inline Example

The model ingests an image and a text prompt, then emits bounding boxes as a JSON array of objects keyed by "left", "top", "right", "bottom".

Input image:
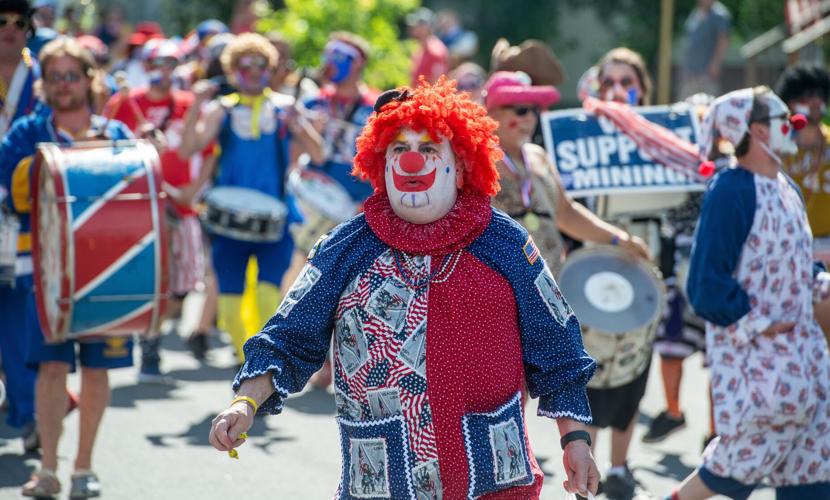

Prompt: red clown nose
[
  {"left": 790, "top": 114, "right": 808, "bottom": 131},
  {"left": 698, "top": 161, "right": 715, "bottom": 178},
  {"left": 399, "top": 151, "right": 425, "bottom": 173}
]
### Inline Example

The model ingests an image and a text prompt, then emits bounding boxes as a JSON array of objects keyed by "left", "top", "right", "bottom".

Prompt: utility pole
[{"left": 657, "top": 0, "right": 675, "bottom": 104}]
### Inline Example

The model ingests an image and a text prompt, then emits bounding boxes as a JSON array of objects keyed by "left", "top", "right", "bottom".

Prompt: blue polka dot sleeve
[{"left": 232, "top": 216, "right": 387, "bottom": 414}]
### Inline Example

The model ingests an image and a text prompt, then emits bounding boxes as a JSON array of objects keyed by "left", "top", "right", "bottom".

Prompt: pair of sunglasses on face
[
  {"left": 238, "top": 55, "right": 268, "bottom": 71},
  {"left": 504, "top": 105, "right": 540, "bottom": 117},
  {"left": 600, "top": 76, "right": 635, "bottom": 90},
  {"left": 43, "top": 71, "right": 84, "bottom": 84},
  {"left": 0, "top": 14, "right": 28, "bottom": 31},
  {"left": 149, "top": 57, "right": 177, "bottom": 69}
]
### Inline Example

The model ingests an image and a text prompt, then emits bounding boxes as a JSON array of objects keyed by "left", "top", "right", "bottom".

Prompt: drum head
[
  {"left": 33, "top": 151, "right": 71, "bottom": 342},
  {"left": 288, "top": 168, "right": 357, "bottom": 223},
  {"left": 559, "top": 247, "right": 663, "bottom": 334},
  {"left": 205, "top": 186, "right": 287, "bottom": 218}
]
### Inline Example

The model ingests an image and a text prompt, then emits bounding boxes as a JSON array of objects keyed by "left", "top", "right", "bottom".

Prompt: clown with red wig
[{"left": 209, "top": 78, "right": 600, "bottom": 499}]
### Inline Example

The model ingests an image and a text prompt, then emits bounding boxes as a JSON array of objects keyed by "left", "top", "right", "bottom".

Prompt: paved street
[{"left": 0, "top": 295, "right": 773, "bottom": 499}]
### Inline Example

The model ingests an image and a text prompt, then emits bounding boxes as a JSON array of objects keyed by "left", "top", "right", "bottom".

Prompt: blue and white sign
[{"left": 541, "top": 104, "right": 704, "bottom": 196}]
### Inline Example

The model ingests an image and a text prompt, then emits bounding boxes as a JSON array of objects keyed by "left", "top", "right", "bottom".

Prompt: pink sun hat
[{"left": 482, "top": 71, "right": 561, "bottom": 109}]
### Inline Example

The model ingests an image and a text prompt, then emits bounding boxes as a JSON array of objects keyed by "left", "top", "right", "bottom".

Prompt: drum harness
[{"left": 216, "top": 96, "right": 290, "bottom": 200}]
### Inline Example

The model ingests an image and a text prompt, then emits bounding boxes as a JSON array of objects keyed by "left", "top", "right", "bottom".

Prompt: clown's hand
[
  {"left": 562, "top": 440, "right": 599, "bottom": 497},
  {"left": 209, "top": 401, "right": 253, "bottom": 453}
]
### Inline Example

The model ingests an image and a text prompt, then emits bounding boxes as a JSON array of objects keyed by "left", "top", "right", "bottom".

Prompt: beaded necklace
[{"left": 392, "top": 249, "right": 463, "bottom": 289}]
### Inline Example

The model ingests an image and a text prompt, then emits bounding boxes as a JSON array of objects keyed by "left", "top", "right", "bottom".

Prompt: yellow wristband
[{"left": 231, "top": 396, "right": 259, "bottom": 414}]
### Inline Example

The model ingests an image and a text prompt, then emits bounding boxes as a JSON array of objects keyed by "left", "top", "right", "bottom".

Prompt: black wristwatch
[{"left": 560, "top": 430, "right": 592, "bottom": 450}]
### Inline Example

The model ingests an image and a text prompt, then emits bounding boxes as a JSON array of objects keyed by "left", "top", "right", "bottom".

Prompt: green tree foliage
[
  {"left": 426, "top": 0, "right": 563, "bottom": 69},
  {"left": 158, "top": 0, "right": 237, "bottom": 36},
  {"left": 258, "top": 0, "right": 420, "bottom": 90},
  {"left": 564, "top": 0, "right": 783, "bottom": 67}
]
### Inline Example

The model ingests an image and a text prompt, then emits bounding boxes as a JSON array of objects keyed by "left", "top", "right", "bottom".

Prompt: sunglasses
[
  {"left": 237, "top": 55, "right": 268, "bottom": 71},
  {"left": 600, "top": 76, "right": 635, "bottom": 89},
  {"left": 0, "top": 14, "right": 28, "bottom": 30},
  {"left": 149, "top": 57, "right": 177, "bottom": 69},
  {"left": 456, "top": 77, "right": 483, "bottom": 92},
  {"left": 507, "top": 105, "right": 540, "bottom": 117},
  {"left": 44, "top": 71, "right": 83, "bottom": 84}
]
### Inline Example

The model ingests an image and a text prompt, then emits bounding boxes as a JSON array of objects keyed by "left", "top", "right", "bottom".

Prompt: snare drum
[
  {"left": 559, "top": 246, "right": 664, "bottom": 389},
  {"left": 201, "top": 186, "right": 287, "bottom": 242},
  {"left": 32, "top": 140, "right": 168, "bottom": 343},
  {"left": 287, "top": 167, "right": 357, "bottom": 223}
]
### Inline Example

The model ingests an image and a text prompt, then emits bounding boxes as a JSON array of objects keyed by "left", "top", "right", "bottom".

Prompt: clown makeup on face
[
  {"left": 489, "top": 103, "right": 538, "bottom": 153},
  {"left": 385, "top": 128, "right": 459, "bottom": 224},
  {"left": 764, "top": 93, "right": 799, "bottom": 156},
  {"left": 599, "top": 62, "right": 642, "bottom": 105},
  {"left": 323, "top": 40, "right": 360, "bottom": 84},
  {"left": 789, "top": 95, "right": 826, "bottom": 149},
  {"left": 234, "top": 54, "right": 270, "bottom": 94}
]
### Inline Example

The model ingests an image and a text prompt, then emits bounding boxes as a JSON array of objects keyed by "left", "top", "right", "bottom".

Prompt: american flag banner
[{"left": 582, "top": 97, "right": 707, "bottom": 182}]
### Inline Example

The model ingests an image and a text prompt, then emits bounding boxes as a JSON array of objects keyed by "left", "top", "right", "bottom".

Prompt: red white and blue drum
[{"left": 32, "top": 140, "right": 168, "bottom": 343}]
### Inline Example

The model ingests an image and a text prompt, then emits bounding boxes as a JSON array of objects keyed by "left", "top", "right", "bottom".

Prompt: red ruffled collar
[{"left": 363, "top": 191, "right": 492, "bottom": 255}]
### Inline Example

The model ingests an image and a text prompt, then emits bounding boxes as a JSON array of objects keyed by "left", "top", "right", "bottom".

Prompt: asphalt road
[{"left": 0, "top": 294, "right": 773, "bottom": 500}]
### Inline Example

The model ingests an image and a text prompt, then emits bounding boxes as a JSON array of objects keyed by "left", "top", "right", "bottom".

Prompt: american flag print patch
[{"left": 522, "top": 236, "right": 540, "bottom": 265}]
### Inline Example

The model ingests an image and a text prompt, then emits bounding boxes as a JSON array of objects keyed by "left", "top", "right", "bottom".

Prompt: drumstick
[{"left": 101, "top": 72, "right": 150, "bottom": 137}]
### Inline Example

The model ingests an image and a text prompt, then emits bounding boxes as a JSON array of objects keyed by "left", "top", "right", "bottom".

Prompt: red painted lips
[{"left": 392, "top": 168, "right": 436, "bottom": 192}]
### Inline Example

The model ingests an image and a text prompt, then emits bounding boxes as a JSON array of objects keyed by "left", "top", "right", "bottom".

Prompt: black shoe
[
  {"left": 21, "top": 421, "right": 39, "bottom": 454},
  {"left": 642, "top": 410, "right": 686, "bottom": 443},
  {"left": 186, "top": 333, "right": 209, "bottom": 361},
  {"left": 604, "top": 467, "right": 636, "bottom": 499}
]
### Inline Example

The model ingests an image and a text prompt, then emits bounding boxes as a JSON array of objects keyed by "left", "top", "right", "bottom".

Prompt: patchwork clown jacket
[{"left": 234, "top": 192, "right": 596, "bottom": 499}]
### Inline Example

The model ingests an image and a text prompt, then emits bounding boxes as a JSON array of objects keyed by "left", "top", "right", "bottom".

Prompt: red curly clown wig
[{"left": 353, "top": 76, "right": 502, "bottom": 197}]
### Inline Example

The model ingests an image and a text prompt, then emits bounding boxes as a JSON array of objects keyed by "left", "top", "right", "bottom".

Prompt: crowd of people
[{"left": 0, "top": 0, "right": 829, "bottom": 499}]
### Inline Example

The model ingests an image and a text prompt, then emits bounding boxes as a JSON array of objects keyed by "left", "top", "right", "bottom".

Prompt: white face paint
[
  {"left": 766, "top": 94, "right": 798, "bottom": 156},
  {"left": 384, "top": 128, "right": 459, "bottom": 224}
]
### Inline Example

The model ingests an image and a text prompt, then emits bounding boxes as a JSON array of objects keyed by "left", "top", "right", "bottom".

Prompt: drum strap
[
  {"left": 157, "top": 97, "right": 177, "bottom": 133},
  {"left": 275, "top": 113, "right": 287, "bottom": 199},
  {"left": 325, "top": 95, "right": 363, "bottom": 170},
  {"left": 0, "top": 58, "right": 29, "bottom": 136}
]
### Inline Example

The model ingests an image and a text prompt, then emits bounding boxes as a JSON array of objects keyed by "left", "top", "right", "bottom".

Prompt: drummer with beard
[
  {"left": 484, "top": 70, "right": 651, "bottom": 499},
  {"left": 179, "top": 33, "right": 322, "bottom": 368},
  {"left": 0, "top": 36, "right": 134, "bottom": 499}
]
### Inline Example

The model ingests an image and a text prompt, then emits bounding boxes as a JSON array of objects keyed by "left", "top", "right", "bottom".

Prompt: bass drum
[
  {"left": 558, "top": 246, "right": 664, "bottom": 389},
  {"left": 32, "top": 140, "right": 168, "bottom": 343}
]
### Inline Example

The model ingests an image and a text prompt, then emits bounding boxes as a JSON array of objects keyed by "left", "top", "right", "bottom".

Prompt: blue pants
[
  {"left": 699, "top": 466, "right": 830, "bottom": 500},
  {"left": 0, "top": 280, "right": 38, "bottom": 428},
  {"left": 211, "top": 232, "right": 294, "bottom": 294}
]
